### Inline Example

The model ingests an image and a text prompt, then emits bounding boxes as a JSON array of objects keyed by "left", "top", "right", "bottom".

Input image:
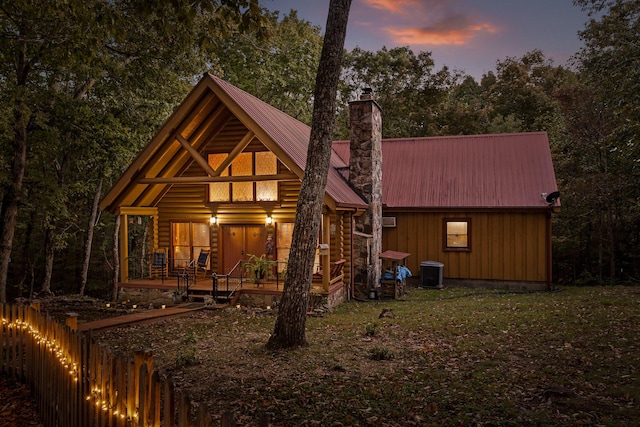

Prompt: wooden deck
[
  {"left": 119, "top": 274, "right": 342, "bottom": 310},
  {"left": 119, "top": 275, "right": 325, "bottom": 294}
]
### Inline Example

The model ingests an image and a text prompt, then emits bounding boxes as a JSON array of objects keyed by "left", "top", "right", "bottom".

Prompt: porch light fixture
[
  {"left": 266, "top": 216, "right": 273, "bottom": 225},
  {"left": 209, "top": 215, "right": 217, "bottom": 225}
]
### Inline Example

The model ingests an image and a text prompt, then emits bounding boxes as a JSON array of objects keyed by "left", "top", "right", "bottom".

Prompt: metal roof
[
  {"left": 101, "top": 74, "right": 558, "bottom": 214},
  {"left": 333, "top": 133, "right": 559, "bottom": 209},
  {"left": 212, "top": 76, "right": 366, "bottom": 209},
  {"left": 100, "top": 74, "right": 367, "bottom": 212}
]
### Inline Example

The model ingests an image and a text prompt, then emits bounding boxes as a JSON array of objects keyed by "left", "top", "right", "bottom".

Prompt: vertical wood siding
[{"left": 382, "top": 211, "right": 548, "bottom": 282}]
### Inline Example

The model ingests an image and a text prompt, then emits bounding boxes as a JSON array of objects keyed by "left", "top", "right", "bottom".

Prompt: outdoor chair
[
  {"left": 151, "top": 249, "right": 167, "bottom": 283},
  {"left": 313, "top": 259, "right": 346, "bottom": 285},
  {"left": 194, "top": 249, "right": 210, "bottom": 281}
]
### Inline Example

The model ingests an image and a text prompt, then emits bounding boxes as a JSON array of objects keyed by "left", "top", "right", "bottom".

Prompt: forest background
[{"left": 0, "top": 0, "right": 638, "bottom": 302}]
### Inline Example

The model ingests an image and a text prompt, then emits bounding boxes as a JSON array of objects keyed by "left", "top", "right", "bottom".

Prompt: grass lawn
[{"left": 94, "top": 286, "right": 639, "bottom": 426}]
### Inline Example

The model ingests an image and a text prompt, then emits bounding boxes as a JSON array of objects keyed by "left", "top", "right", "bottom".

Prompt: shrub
[{"left": 369, "top": 346, "right": 394, "bottom": 360}]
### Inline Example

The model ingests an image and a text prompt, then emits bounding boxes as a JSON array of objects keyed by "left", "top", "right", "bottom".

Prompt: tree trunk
[
  {"left": 41, "top": 228, "right": 55, "bottom": 295},
  {"left": 112, "top": 215, "right": 120, "bottom": 302},
  {"left": 18, "top": 210, "right": 36, "bottom": 297},
  {"left": 267, "top": 0, "right": 351, "bottom": 350},
  {"left": 0, "top": 100, "right": 29, "bottom": 303},
  {"left": 605, "top": 198, "right": 616, "bottom": 280},
  {"left": 80, "top": 177, "right": 103, "bottom": 296}
]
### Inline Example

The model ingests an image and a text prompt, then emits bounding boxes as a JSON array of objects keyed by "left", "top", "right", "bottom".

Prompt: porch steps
[{"left": 186, "top": 289, "right": 235, "bottom": 305}]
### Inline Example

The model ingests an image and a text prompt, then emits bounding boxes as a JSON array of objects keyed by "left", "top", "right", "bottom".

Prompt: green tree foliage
[
  {"left": 552, "top": 0, "right": 640, "bottom": 283},
  {"left": 213, "top": 10, "right": 323, "bottom": 124},
  {"left": 338, "top": 47, "right": 457, "bottom": 138},
  {"left": 481, "top": 50, "right": 571, "bottom": 132},
  {"left": 0, "top": 0, "right": 267, "bottom": 301}
]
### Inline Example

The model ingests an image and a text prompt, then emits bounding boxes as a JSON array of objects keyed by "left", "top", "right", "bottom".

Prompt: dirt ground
[{"left": 0, "top": 376, "right": 43, "bottom": 427}]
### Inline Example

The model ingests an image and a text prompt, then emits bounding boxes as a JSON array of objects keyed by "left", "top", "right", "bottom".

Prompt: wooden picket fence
[{"left": 1, "top": 303, "right": 264, "bottom": 427}]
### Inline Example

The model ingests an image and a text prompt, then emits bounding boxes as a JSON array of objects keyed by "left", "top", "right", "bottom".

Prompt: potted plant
[{"left": 244, "top": 254, "right": 276, "bottom": 284}]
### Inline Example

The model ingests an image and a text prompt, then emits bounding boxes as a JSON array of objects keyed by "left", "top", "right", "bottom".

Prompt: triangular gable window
[{"left": 208, "top": 151, "right": 278, "bottom": 202}]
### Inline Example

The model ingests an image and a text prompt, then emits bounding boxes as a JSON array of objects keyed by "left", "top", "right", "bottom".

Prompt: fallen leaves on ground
[
  {"left": 21, "top": 286, "right": 640, "bottom": 426},
  {"left": 0, "top": 376, "right": 43, "bottom": 427}
]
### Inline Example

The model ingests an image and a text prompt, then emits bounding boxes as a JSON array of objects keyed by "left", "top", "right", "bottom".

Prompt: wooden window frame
[
  {"left": 442, "top": 218, "right": 472, "bottom": 252},
  {"left": 170, "top": 221, "right": 211, "bottom": 269},
  {"left": 207, "top": 152, "right": 279, "bottom": 203}
]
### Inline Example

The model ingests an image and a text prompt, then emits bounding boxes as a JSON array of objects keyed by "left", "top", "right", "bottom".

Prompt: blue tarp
[{"left": 381, "top": 265, "right": 412, "bottom": 282}]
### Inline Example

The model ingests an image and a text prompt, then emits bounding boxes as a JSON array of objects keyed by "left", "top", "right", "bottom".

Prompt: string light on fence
[
  {"left": 2, "top": 316, "right": 79, "bottom": 382},
  {"left": 2, "top": 309, "right": 140, "bottom": 422},
  {"left": 84, "top": 383, "right": 133, "bottom": 421}
]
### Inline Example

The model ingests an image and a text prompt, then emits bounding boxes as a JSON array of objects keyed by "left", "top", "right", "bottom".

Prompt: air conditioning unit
[{"left": 382, "top": 216, "right": 396, "bottom": 228}]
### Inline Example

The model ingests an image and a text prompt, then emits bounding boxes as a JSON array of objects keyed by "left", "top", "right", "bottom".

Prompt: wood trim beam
[
  {"left": 133, "top": 108, "right": 233, "bottom": 207},
  {"left": 176, "top": 134, "right": 216, "bottom": 176},
  {"left": 117, "top": 207, "right": 159, "bottom": 216},
  {"left": 138, "top": 173, "right": 300, "bottom": 184},
  {"left": 213, "top": 131, "right": 255, "bottom": 176}
]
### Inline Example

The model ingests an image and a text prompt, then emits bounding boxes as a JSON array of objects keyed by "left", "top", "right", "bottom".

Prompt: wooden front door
[{"left": 221, "top": 225, "right": 265, "bottom": 274}]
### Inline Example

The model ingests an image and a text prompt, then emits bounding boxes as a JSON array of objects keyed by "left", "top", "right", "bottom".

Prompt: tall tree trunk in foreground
[
  {"left": 267, "top": 0, "right": 351, "bottom": 350},
  {"left": 80, "top": 177, "right": 103, "bottom": 296}
]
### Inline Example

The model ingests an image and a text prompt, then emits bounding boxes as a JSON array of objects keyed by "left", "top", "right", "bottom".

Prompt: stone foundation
[
  {"left": 235, "top": 291, "right": 281, "bottom": 308},
  {"left": 118, "top": 287, "right": 176, "bottom": 306}
]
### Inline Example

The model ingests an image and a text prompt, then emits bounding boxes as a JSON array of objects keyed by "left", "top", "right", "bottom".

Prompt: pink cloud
[
  {"left": 386, "top": 23, "right": 497, "bottom": 46},
  {"left": 358, "top": 1, "right": 498, "bottom": 47},
  {"left": 362, "top": 0, "right": 422, "bottom": 14}
]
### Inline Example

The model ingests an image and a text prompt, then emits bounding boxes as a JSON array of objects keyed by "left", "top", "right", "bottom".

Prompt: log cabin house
[{"left": 99, "top": 73, "right": 559, "bottom": 306}]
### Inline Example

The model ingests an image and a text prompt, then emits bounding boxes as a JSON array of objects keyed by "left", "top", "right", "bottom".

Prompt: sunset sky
[{"left": 263, "top": 0, "right": 594, "bottom": 79}]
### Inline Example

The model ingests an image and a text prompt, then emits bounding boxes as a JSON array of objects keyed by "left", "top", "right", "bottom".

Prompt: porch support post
[
  {"left": 322, "top": 213, "right": 331, "bottom": 292},
  {"left": 119, "top": 213, "right": 129, "bottom": 283},
  {"left": 153, "top": 214, "right": 159, "bottom": 250}
]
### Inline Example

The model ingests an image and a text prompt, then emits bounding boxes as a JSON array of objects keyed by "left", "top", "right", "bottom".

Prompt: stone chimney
[{"left": 349, "top": 89, "right": 382, "bottom": 297}]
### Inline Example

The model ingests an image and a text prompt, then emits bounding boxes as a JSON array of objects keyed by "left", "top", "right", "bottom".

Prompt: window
[
  {"left": 208, "top": 151, "right": 278, "bottom": 202},
  {"left": 443, "top": 218, "right": 471, "bottom": 251},
  {"left": 276, "top": 222, "right": 294, "bottom": 274},
  {"left": 171, "top": 222, "right": 210, "bottom": 269},
  {"left": 382, "top": 216, "right": 397, "bottom": 227}
]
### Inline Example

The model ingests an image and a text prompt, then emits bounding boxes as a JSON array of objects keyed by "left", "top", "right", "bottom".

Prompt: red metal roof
[
  {"left": 211, "top": 76, "right": 366, "bottom": 209},
  {"left": 101, "top": 74, "right": 558, "bottom": 214},
  {"left": 333, "top": 133, "right": 559, "bottom": 209}
]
